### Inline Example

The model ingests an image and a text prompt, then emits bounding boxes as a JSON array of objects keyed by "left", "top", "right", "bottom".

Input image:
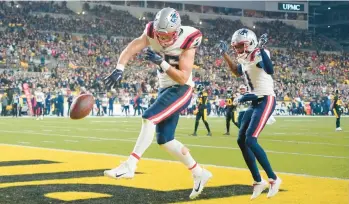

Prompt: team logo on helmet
[
  {"left": 170, "top": 11, "right": 179, "bottom": 23},
  {"left": 238, "top": 29, "right": 248, "bottom": 36}
]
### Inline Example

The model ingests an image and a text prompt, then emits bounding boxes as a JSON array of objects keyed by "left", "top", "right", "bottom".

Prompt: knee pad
[
  {"left": 160, "top": 139, "right": 189, "bottom": 156},
  {"left": 245, "top": 137, "right": 258, "bottom": 149}
]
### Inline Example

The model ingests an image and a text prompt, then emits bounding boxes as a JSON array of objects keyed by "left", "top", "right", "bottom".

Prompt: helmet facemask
[
  {"left": 231, "top": 41, "right": 250, "bottom": 59},
  {"left": 155, "top": 29, "right": 179, "bottom": 47}
]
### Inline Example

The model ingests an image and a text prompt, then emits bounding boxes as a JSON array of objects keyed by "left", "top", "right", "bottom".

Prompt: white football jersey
[
  {"left": 35, "top": 91, "right": 45, "bottom": 102},
  {"left": 144, "top": 22, "right": 202, "bottom": 88},
  {"left": 237, "top": 49, "right": 275, "bottom": 96}
]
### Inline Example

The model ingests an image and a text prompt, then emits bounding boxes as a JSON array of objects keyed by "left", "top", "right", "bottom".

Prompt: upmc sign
[{"left": 278, "top": 3, "right": 304, "bottom": 11}]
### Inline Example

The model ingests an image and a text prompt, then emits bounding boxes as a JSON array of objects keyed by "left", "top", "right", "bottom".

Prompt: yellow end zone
[
  {"left": 0, "top": 144, "right": 347, "bottom": 204},
  {"left": 45, "top": 192, "right": 112, "bottom": 201}
]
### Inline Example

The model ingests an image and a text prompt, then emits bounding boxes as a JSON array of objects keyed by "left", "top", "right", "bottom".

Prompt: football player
[
  {"left": 103, "top": 8, "right": 212, "bottom": 199},
  {"left": 219, "top": 29, "right": 281, "bottom": 199},
  {"left": 223, "top": 87, "right": 238, "bottom": 135},
  {"left": 331, "top": 90, "right": 343, "bottom": 131},
  {"left": 35, "top": 87, "right": 45, "bottom": 120},
  {"left": 191, "top": 84, "right": 212, "bottom": 136}
]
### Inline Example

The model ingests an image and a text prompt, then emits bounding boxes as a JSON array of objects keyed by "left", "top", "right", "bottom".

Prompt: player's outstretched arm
[
  {"left": 222, "top": 53, "right": 242, "bottom": 77},
  {"left": 257, "top": 49, "right": 274, "bottom": 75},
  {"left": 118, "top": 33, "right": 150, "bottom": 66},
  {"left": 219, "top": 41, "right": 242, "bottom": 77}
]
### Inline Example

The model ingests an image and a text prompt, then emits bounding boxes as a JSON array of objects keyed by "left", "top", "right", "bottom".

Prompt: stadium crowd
[{"left": 0, "top": 2, "right": 348, "bottom": 117}]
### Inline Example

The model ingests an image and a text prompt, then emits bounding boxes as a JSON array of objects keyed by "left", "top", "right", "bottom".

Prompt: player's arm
[
  {"left": 256, "top": 34, "right": 273, "bottom": 75},
  {"left": 256, "top": 49, "right": 274, "bottom": 75},
  {"left": 166, "top": 48, "right": 195, "bottom": 85},
  {"left": 118, "top": 33, "right": 150, "bottom": 67},
  {"left": 219, "top": 41, "right": 242, "bottom": 77},
  {"left": 222, "top": 53, "right": 242, "bottom": 77}
]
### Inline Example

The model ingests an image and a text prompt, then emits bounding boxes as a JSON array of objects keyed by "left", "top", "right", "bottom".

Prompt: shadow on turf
[{"left": 0, "top": 183, "right": 287, "bottom": 204}]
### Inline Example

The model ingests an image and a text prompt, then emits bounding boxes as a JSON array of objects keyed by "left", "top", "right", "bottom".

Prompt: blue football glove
[
  {"left": 144, "top": 47, "right": 163, "bottom": 66},
  {"left": 219, "top": 40, "right": 228, "bottom": 55},
  {"left": 238, "top": 94, "right": 258, "bottom": 103},
  {"left": 104, "top": 68, "right": 123, "bottom": 89},
  {"left": 258, "top": 33, "right": 268, "bottom": 48}
]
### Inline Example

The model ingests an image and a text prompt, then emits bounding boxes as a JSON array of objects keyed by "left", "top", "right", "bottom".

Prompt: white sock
[
  {"left": 126, "top": 119, "right": 155, "bottom": 169},
  {"left": 161, "top": 139, "right": 203, "bottom": 176}
]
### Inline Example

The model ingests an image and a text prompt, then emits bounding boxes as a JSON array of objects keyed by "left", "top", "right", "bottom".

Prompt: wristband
[
  {"left": 116, "top": 64, "right": 125, "bottom": 71},
  {"left": 160, "top": 61, "right": 171, "bottom": 72}
]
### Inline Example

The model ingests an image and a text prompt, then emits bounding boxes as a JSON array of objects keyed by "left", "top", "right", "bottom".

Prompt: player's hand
[
  {"left": 104, "top": 68, "right": 123, "bottom": 89},
  {"left": 258, "top": 33, "right": 268, "bottom": 48},
  {"left": 144, "top": 47, "right": 163, "bottom": 66},
  {"left": 218, "top": 40, "right": 228, "bottom": 55}
]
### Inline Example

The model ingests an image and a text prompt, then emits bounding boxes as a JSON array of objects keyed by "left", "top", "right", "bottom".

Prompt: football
[{"left": 70, "top": 94, "right": 95, "bottom": 120}]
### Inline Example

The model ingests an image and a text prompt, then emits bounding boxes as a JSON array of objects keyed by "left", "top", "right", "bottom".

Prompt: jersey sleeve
[
  {"left": 251, "top": 48, "right": 270, "bottom": 64},
  {"left": 143, "top": 21, "right": 154, "bottom": 39},
  {"left": 180, "top": 29, "right": 202, "bottom": 49}
]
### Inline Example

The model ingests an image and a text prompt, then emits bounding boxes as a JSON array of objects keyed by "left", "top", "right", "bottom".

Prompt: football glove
[
  {"left": 219, "top": 40, "right": 228, "bottom": 55},
  {"left": 104, "top": 68, "right": 123, "bottom": 89},
  {"left": 144, "top": 47, "right": 163, "bottom": 66},
  {"left": 258, "top": 33, "right": 268, "bottom": 48}
]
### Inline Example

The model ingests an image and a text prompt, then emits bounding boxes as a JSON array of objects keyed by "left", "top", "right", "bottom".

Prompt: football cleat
[
  {"left": 251, "top": 179, "right": 268, "bottom": 200},
  {"left": 223, "top": 132, "right": 230, "bottom": 136},
  {"left": 336, "top": 127, "right": 342, "bottom": 131},
  {"left": 207, "top": 132, "right": 212, "bottom": 136},
  {"left": 189, "top": 169, "right": 212, "bottom": 199},
  {"left": 267, "top": 177, "right": 282, "bottom": 198},
  {"left": 104, "top": 162, "right": 135, "bottom": 179},
  {"left": 190, "top": 133, "right": 197, "bottom": 136}
]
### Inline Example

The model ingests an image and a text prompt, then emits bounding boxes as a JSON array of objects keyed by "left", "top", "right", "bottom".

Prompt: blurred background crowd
[{"left": 0, "top": 1, "right": 348, "bottom": 117}]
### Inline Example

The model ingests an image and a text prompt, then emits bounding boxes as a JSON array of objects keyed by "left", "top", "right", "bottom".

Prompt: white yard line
[
  {"left": 1, "top": 130, "right": 348, "bottom": 159},
  {"left": 42, "top": 141, "right": 55, "bottom": 143},
  {"left": 0, "top": 143, "right": 347, "bottom": 181},
  {"left": 17, "top": 142, "right": 30, "bottom": 144},
  {"left": 64, "top": 140, "right": 79, "bottom": 143}
]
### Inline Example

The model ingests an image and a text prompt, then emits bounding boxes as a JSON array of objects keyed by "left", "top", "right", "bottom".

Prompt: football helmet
[
  {"left": 239, "top": 85, "right": 247, "bottom": 94},
  {"left": 226, "top": 87, "right": 233, "bottom": 97},
  {"left": 153, "top": 7, "right": 181, "bottom": 47},
  {"left": 231, "top": 28, "right": 258, "bottom": 59},
  {"left": 196, "top": 84, "right": 204, "bottom": 92}
]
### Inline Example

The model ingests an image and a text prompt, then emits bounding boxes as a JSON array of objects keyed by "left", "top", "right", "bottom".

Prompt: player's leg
[
  {"left": 245, "top": 96, "right": 281, "bottom": 198},
  {"left": 202, "top": 109, "right": 211, "bottom": 136},
  {"left": 191, "top": 110, "right": 201, "bottom": 136},
  {"left": 237, "top": 108, "right": 266, "bottom": 199},
  {"left": 157, "top": 113, "right": 211, "bottom": 199},
  {"left": 333, "top": 108, "right": 342, "bottom": 131},
  {"left": 232, "top": 110, "right": 239, "bottom": 128},
  {"left": 104, "top": 85, "right": 193, "bottom": 179},
  {"left": 224, "top": 110, "right": 232, "bottom": 135},
  {"left": 237, "top": 111, "right": 245, "bottom": 129}
]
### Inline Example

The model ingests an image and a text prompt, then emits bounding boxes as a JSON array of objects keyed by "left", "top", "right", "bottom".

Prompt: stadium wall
[{"left": 66, "top": 2, "right": 308, "bottom": 29}]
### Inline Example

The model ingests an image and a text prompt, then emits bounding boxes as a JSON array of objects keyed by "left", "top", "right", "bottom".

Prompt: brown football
[{"left": 70, "top": 94, "right": 95, "bottom": 120}]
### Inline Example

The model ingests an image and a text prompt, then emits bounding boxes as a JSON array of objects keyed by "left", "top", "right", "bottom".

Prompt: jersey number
[
  {"left": 244, "top": 71, "right": 254, "bottom": 91},
  {"left": 158, "top": 55, "right": 179, "bottom": 73}
]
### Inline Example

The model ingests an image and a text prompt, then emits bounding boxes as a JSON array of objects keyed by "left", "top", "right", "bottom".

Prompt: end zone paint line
[{"left": 0, "top": 143, "right": 347, "bottom": 181}]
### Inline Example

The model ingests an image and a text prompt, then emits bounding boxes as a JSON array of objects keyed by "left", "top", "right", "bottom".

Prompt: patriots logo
[
  {"left": 170, "top": 12, "right": 179, "bottom": 23},
  {"left": 239, "top": 29, "right": 248, "bottom": 36}
]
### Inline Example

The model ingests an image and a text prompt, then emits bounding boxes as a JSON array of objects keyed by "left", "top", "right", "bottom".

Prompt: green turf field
[
  {"left": 0, "top": 116, "right": 348, "bottom": 179},
  {"left": 0, "top": 116, "right": 348, "bottom": 203}
]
